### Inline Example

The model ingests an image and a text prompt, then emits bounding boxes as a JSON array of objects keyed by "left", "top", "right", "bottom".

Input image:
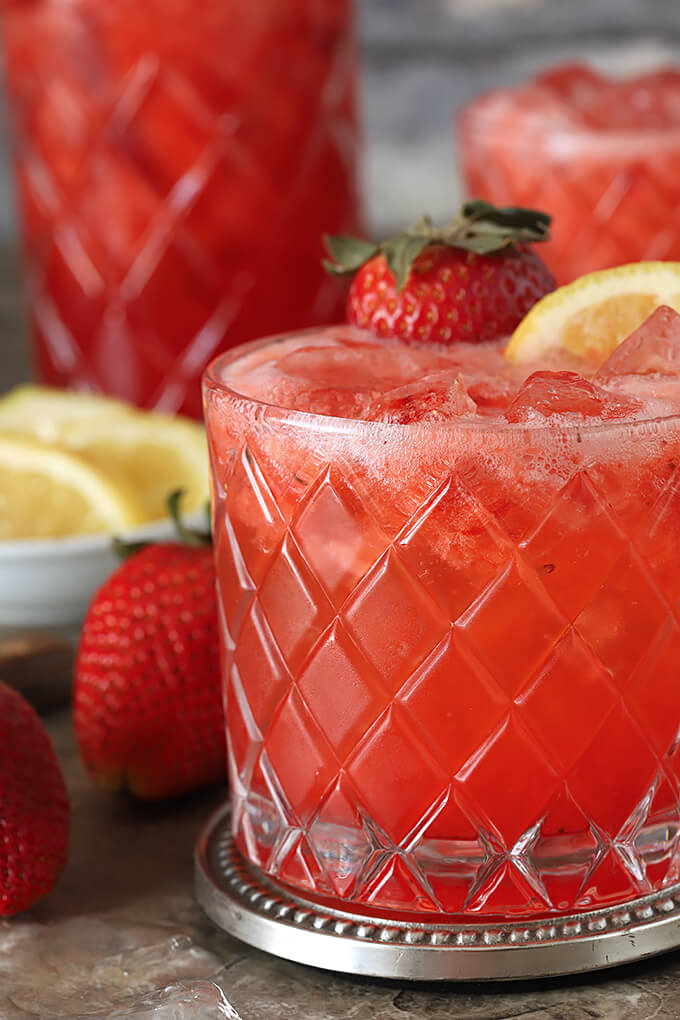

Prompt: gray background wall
[
  {"left": 2, "top": 0, "right": 680, "bottom": 385},
  {"left": 359, "top": 0, "right": 680, "bottom": 233}
]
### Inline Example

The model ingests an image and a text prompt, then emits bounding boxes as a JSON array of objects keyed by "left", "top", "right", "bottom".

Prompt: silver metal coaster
[{"left": 195, "top": 803, "right": 680, "bottom": 981}]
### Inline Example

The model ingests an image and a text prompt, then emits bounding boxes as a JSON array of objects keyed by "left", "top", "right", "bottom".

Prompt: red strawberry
[
  {"left": 74, "top": 513, "right": 225, "bottom": 800},
  {"left": 324, "top": 199, "right": 555, "bottom": 345},
  {"left": 0, "top": 682, "right": 69, "bottom": 916}
]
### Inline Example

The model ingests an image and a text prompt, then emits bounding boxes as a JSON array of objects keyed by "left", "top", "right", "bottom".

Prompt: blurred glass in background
[
  {"left": 459, "top": 63, "right": 680, "bottom": 284},
  {"left": 2, "top": 1, "right": 680, "bottom": 397},
  {"left": 0, "top": 0, "right": 359, "bottom": 416}
]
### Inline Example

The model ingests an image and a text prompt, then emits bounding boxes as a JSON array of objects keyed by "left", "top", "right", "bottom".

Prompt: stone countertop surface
[{"left": 0, "top": 707, "right": 679, "bottom": 1019}]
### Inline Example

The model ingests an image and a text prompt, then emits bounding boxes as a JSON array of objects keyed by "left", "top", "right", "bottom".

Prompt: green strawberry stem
[
  {"left": 323, "top": 199, "right": 552, "bottom": 292},
  {"left": 166, "top": 488, "right": 211, "bottom": 547},
  {"left": 114, "top": 489, "right": 211, "bottom": 560}
]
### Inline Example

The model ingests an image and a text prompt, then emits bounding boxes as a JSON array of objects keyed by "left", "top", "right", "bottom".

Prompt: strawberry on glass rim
[{"left": 323, "top": 199, "right": 555, "bottom": 346}]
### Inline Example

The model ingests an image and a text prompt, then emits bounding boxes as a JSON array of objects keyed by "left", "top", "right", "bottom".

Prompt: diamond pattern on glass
[
  {"left": 257, "top": 532, "right": 334, "bottom": 674},
  {"left": 567, "top": 703, "right": 659, "bottom": 839},
  {"left": 528, "top": 786, "right": 605, "bottom": 912},
  {"left": 264, "top": 686, "right": 337, "bottom": 827},
  {"left": 633, "top": 463, "right": 680, "bottom": 608},
  {"left": 574, "top": 546, "right": 670, "bottom": 689},
  {"left": 516, "top": 629, "right": 619, "bottom": 774},
  {"left": 45, "top": 231, "right": 107, "bottom": 347},
  {"left": 216, "top": 512, "right": 255, "bottom": 641},
  {"left": 410, "top": 787, "right": 491, "bottom": 914},
  {"left": 624, "top": 619, "right": 680, "bottom": 757},
  {"left": 398, "top": 630, "right": 508, "bottom": 777},
  {"left": 456, "top": 714, "right": 560, "bottom": 848},
  {"left": 214, "top": 445, "right": 680, "bottom": 918},
  {"left": 11, "top": 4, "right": 358, "bottom": 416},
  {"left": 455, "top": 553, "right": 568, "bottom": 700},
  {"left": 577, "top": 819, "right": 643, "bottom": 910},
  {"left": 125, "top": 236, "right": 223, "bottom": 356},
  {"left": 297, "top": 620, "right": 389, "bottom": 761},
  {"left": 520, "top": 471, "right": 629, "bottom": 621},
  {"left": 238, "top": 751, "right": 293, "bottom": 872},
  {"left": 639, "top": 774, "right": 680, "bottom": 888},
  {"left": 67, "top": 148, "right": 160, "bottom": 281},
  {"left": 112, "top": 63, "right": 217, "bottom": 199},
  {"left": 363, "top": 854, "right": 440, "bottom": 913},
  {"left": 307, "top": 777, "right": 378, "bottom": 900},
  {"left": 272, "top": 833, "right": 333, "bottom": 897},
  {"left": 177, "top": 145, "right": 278, "bottom": 273},
  {"left": 346, "top": 704, "right": 449, "bottom": 848},
  {"left": 237, "top": 788, "right": 283, "bottom": 872},
  {"left": 232, "top": 600, "right": 291, "bottom": 734},
  {"left": 396, "top": 473, "right": 515, "bottom": 623},
  {"left": 613, "top": 780, "right": 658, "bottom": 886},
  {"left": 342, "top": 549, "right": 450, "bottom": 696},
  {"left": 579, "top": 455, "right": 664, "bottom": 536},
  {"left": 464, "top": 153, "right": 680, "bottom": 283},
  {"left": 291, "top": 466, "right": 389, "bottom": 608},
  {"left": 468, "top": 865, "right": 545, "bottom": 916},
  {"left": 225, "top": 664, "right": 262, "bottom": 792},
  {"left": 225, "top": 446, "right": 286, "bottom": 586}
]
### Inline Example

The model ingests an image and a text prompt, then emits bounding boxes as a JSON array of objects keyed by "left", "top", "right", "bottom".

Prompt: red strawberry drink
[
  {"left": 1, "top": 0, "right": 359, "bottom": 418},
  {"left": 204, "top": 299, "right": 680, "bottom": 920},
  {"left": 459, "top": 64, "right": 680, "bottom": 284}
]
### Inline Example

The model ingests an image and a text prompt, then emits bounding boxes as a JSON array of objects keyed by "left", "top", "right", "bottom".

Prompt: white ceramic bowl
[{"left": 0, "top": 512, "right": 209, "bottom": 629}]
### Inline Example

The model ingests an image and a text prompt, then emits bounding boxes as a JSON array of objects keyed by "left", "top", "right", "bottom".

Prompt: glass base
[
  {"left": 195, "top": 802, "right": 680, "bottom": 981},
  {"left": 232, "top": 778, "right": 680, "bottom": 920}
]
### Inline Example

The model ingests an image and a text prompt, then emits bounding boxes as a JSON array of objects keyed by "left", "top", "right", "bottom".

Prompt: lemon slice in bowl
[
  {"left": 59, "top": 413, "right": 210, "bottom": 523},
  {"left": 0, "top": 434, "right": 144, "bottom": 540},
  {"left": 0, "top": 385, "right": 137, "bottom": 440},
  {"left": 505, "top": 262, "right": 680, "bottom": 365}
]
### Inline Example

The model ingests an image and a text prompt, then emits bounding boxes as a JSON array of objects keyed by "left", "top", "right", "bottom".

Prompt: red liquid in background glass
[
  {"left": 204, "top": 318, "right": 680, "bottom": 920},
  {"left": 459, "top": 64, "right": 680, "bottom": 285},
  {"left": 1, "top": 0, "right": 359, "bottom": 417}
]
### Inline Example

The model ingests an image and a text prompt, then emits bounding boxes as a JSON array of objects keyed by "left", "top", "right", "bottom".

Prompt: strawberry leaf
[
  {"left": 322, "top": 200, "right": 551, "bottom": 287},
  {"left": 462, "top": 199, "right": 551, "bottom": 239},
  {"left": 322, "top": 235, "right": 379, "bottom": 275},
  {"left": 382, "top": 231, "right": 432, "bottom": 291}
]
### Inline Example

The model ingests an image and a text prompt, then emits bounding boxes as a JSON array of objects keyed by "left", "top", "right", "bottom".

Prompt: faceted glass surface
[
  {"left": 204, "top": 342, "right": 680, "bottom": 920},
  {"left": 0, "top": 0, "right": 359, "bottom": 417},
  {"left": 458, "top": 66, "right": 680, "bottom": 285}
]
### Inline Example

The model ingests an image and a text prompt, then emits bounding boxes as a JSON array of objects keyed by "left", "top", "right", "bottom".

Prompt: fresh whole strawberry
[
  {"left": 74, "top": 501, "right": 225, "bottom": 799},
  {"left": 0, "top": 682, "right": 69, "bottom": 916},
  {"left": 324, "top": 199, "right": 555, "bottom": 345}
]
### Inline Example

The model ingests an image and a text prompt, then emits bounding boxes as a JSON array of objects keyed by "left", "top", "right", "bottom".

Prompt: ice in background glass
[
  {"left": 458, "top": 65, "right": 680, "bottom": 285},
  {"left": 204, "top": 323, "right": 680, "bottom": 920},
  {"left": 0, "top": 0, "right": 359, "bottom": 418}
]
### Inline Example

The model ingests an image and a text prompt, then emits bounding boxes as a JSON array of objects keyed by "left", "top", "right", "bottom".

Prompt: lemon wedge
[
  {"left": 0, "top": 386, "right": 209, "bottom": 535},
  {"left": 0, "top": 434, "right": 144, "bottom": 540},
  {"left": 0, "top": 384, "right": 137, "bottom": 441},
  {"left": 505, "top": 262, "right": 680, "bottom": 364},
  {"left": 59, "top": 414, "right": 210, "bottom": 523}
]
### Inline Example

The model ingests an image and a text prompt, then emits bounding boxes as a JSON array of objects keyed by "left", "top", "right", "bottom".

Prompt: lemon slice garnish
[{"left": 505, "top": 262, "right": 680, "bottom": 364}]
